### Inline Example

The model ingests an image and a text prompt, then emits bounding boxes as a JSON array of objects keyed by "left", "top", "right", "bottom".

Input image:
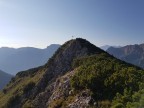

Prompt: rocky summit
[{"left": 0, "top": 38, "right": 144, "bottom": 108}]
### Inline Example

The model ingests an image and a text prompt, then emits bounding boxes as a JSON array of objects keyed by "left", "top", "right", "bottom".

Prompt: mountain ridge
[{"left": 0, "top": 38, "right": 143, "bottom": 108}]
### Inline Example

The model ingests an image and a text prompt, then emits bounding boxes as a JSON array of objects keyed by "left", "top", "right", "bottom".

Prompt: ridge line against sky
[{"left": 0, "top": 0, "right": 144, "bottom": 48}]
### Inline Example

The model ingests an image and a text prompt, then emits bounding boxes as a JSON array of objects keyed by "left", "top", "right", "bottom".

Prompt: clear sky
[{"left": 0, "top": 0, "right": 144, "bottom": 48}]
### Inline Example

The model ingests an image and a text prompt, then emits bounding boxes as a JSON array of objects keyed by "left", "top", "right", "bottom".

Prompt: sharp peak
[
  {"left": 52, "top": 38, "right": 105, "bottom": 58},
  {"left": 68, "top": 38, "right": 90, "bottom": 43},
  {"left": 63, "top": 38, "right": 94, "bottom": 47},
  {"left": 67, "top": 38, "right": 102, "bottom": 48}
]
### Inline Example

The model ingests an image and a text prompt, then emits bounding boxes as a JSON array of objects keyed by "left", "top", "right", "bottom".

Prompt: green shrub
[{"left": 70, "top": 54, "right": 144, "bottom": 105}]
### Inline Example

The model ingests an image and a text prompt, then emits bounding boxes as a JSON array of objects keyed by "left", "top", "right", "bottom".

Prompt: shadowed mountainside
[
  {"left": 0, "top": 70, "right": 13, "bottom": 90},
  {"left": 107, "top": 43, "right": 144, "bottom": 69}
]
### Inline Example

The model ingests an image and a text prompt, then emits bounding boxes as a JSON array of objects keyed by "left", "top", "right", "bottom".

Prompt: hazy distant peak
[
  {"left": 0, "top": 44, "right": 60, "bottom": 75},
  {"left": 100, "top": 45, "right": 111, "bottom": 51},
  {"left": 100, "top": 45, "right": 121, "bottom": 51},
  {"left": 46, "top": 44, "right": 60, "bottom": 48}
]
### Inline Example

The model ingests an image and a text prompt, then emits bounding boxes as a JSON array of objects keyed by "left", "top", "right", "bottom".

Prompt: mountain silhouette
[{"left": 0, "top": 44, "right": 60, "bottom": 75}]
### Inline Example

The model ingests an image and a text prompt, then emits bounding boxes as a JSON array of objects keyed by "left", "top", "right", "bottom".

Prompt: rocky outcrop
[
  {"left": 31, "top": 38, "right": 104, "bottom": 107},
  {"left": 68, "top": 90, "right": 92, "bottom": 108},
  {"left": 46, "top": 70, "right": 93, "bottom": 108}
]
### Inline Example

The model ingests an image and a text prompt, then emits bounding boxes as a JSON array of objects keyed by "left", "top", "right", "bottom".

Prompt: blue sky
[{"left": 0, "top": 0, "right": 144, "bottom": 48}]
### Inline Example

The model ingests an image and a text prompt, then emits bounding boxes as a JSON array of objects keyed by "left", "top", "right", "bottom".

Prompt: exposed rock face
[
  {"left": 47, "top": 70, "right": 75, "bottom": 107},
  {"left": 46, "top": 70, "right": 93, "bottom": 108},
  {"left": 68, "top": 90, "right": 92, "bottom": 108},
  {"left": 48, "top": 70, "right": 75, "bottom": 101},
  {"left": 107, "top": 43, "right": 144, "bottom": 68},
  {"left": 32, "top": 39, "right": 104, "bottom": 107}
]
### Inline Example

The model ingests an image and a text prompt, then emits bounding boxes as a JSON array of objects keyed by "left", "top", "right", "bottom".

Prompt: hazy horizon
[
  {"left": 0, "top": 43, "right": 60, "bottom": 49},
  {"left": 0, "top": 0, "right": 144, "bottom": 48},
  {"left": 1, "top": 40, "right": 144, "bottom": 49}
]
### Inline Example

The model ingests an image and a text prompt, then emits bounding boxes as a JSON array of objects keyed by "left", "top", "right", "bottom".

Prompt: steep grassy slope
[
  {"left": 0, "top": 38, "right": 143, "bottom": 108},
  {"left": 0, "top": 66, "right": 46, "bottom": 107}
]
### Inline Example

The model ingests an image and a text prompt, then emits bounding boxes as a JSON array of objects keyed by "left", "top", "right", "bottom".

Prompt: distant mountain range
[
  {"left": 0, "top": 44, "right": 60, "bottom": 75},
  {"left": 0, "top": 70, "right": 13, "bottom": 90},
  {"left": 107, "top": 43, "right": 144, "bottom": 68},
  {"left": 100, "top": 45, "right": 121, "bottom": 51}
]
